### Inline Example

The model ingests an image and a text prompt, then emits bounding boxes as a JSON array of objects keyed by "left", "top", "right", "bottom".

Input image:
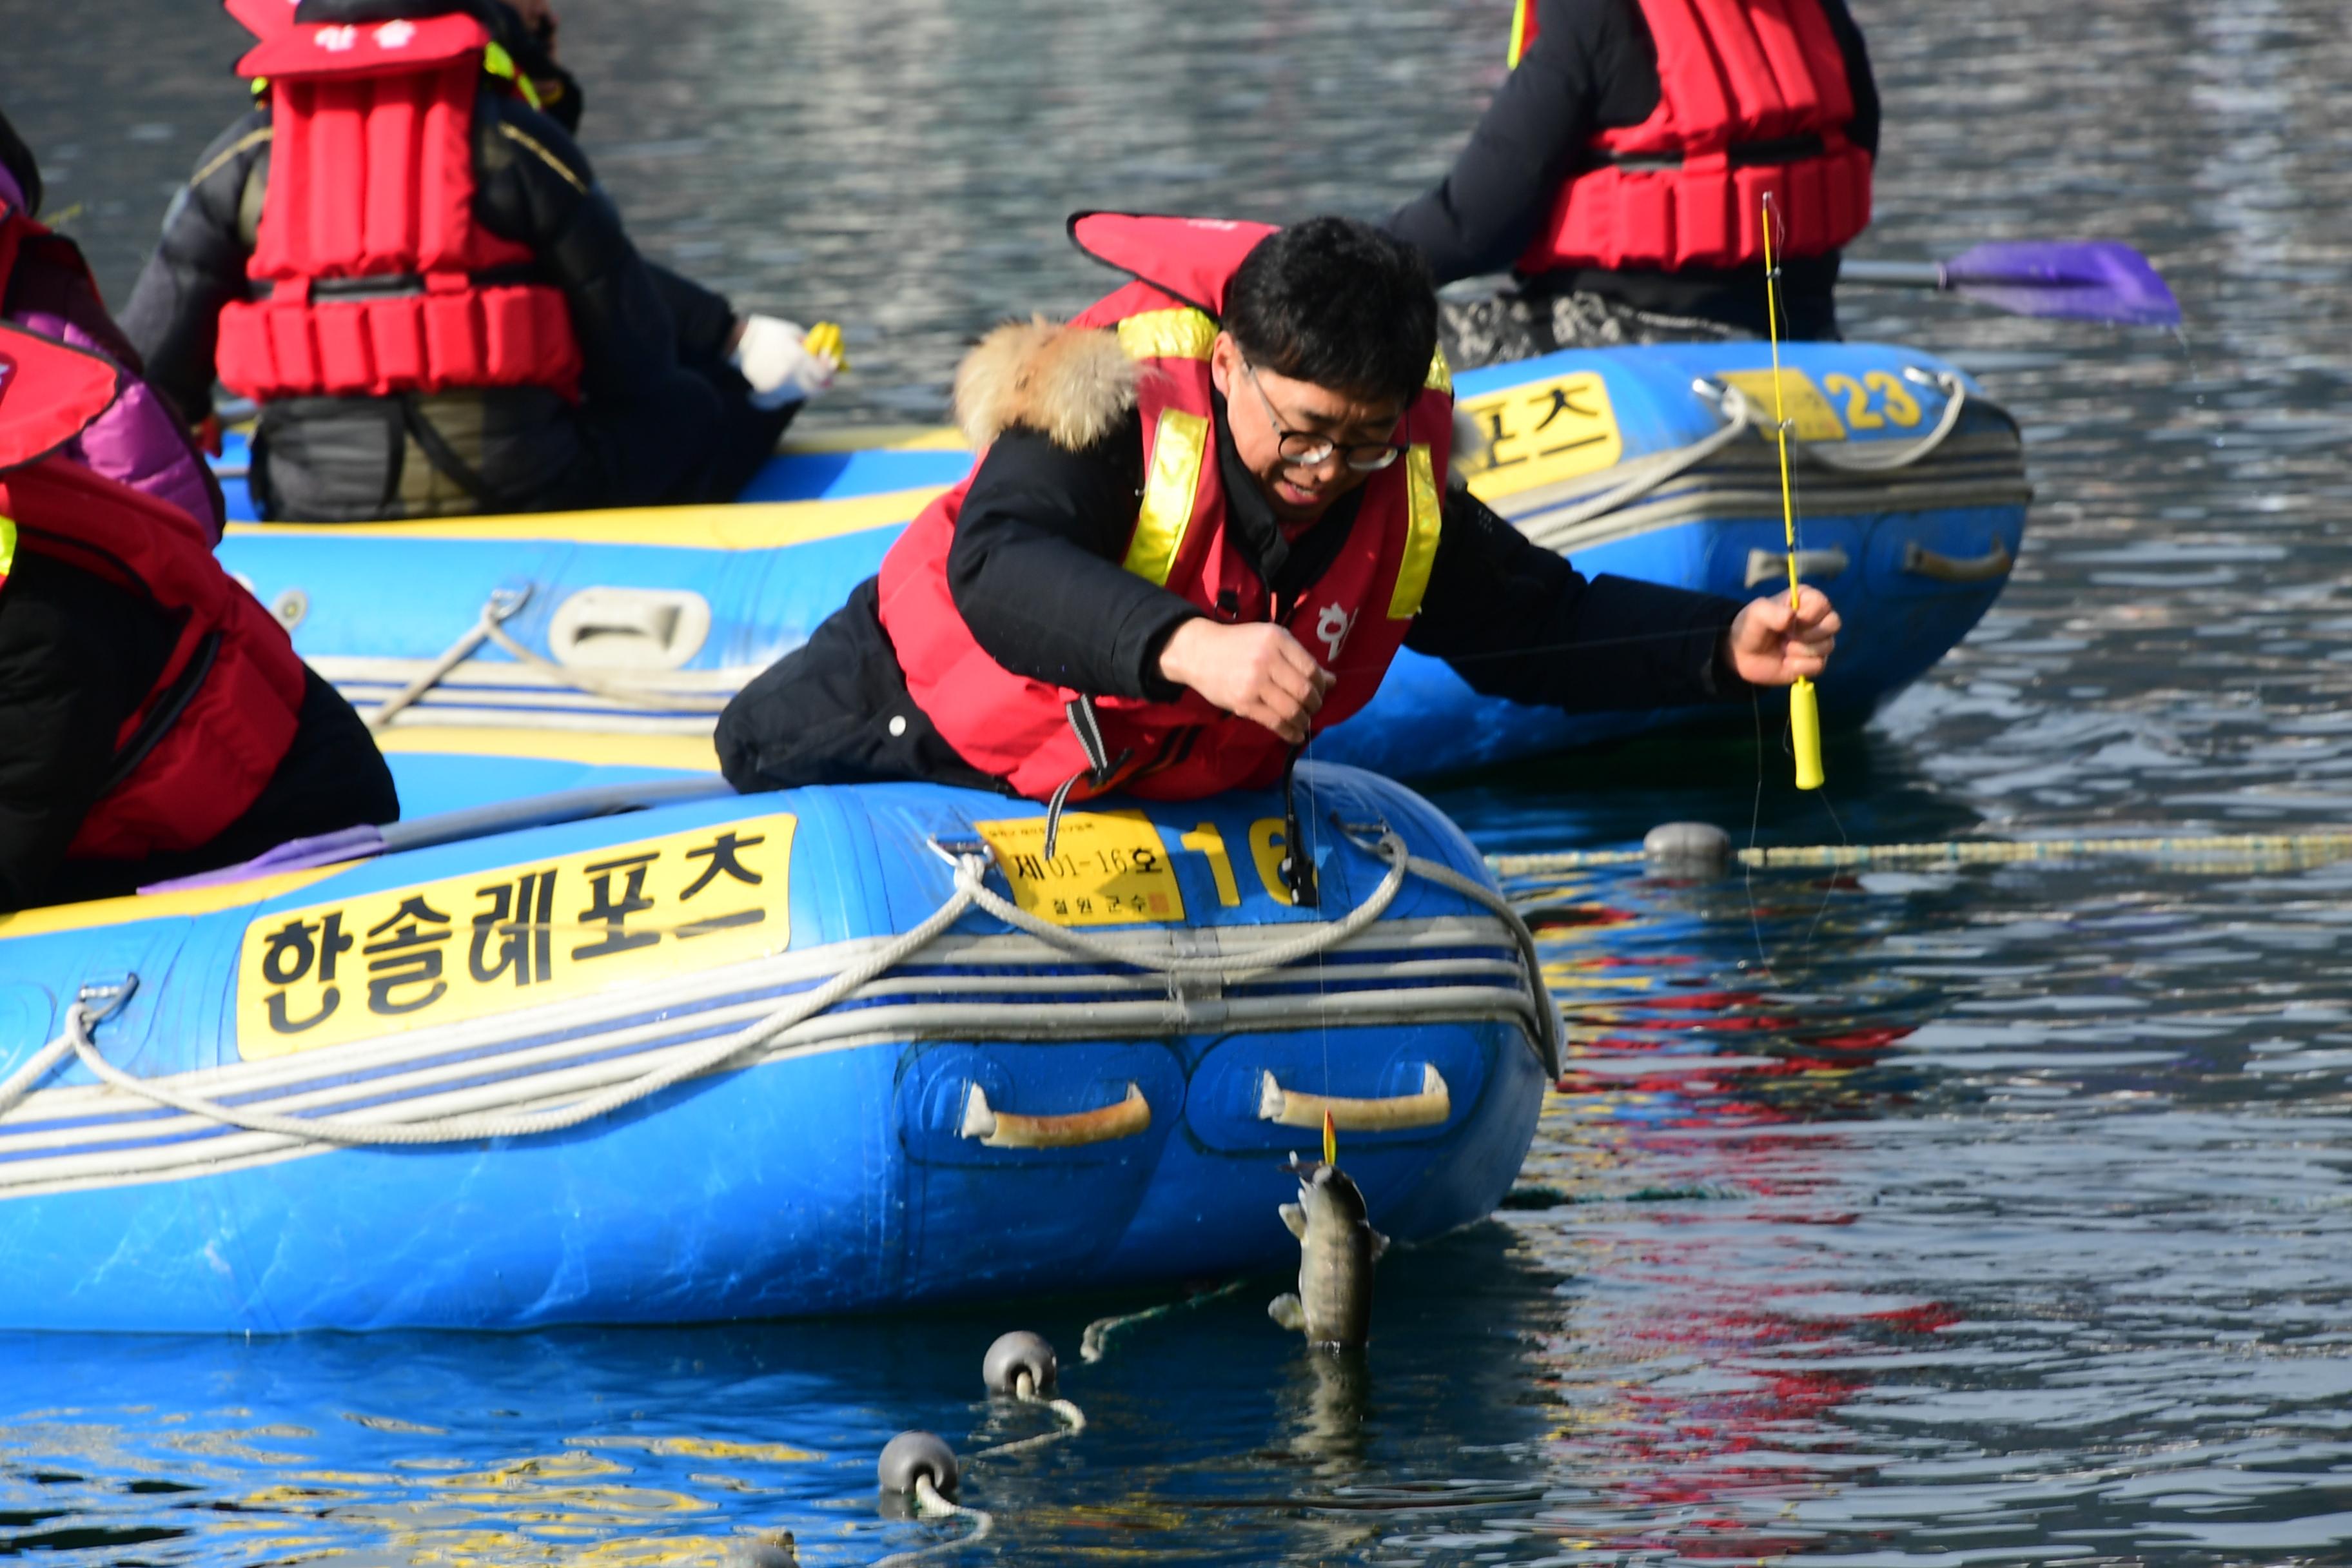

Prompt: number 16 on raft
[{"left": 1761, "top": 191, "right": 1825, "bottom": 792}]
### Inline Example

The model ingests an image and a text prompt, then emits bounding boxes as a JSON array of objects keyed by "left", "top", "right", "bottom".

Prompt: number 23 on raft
[{"left": 1720, "top": 367, "right": 1923, "bottom": 438}]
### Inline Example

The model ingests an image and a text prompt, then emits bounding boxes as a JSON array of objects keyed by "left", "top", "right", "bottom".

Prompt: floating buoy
[
  {"left": 718, "top": 1528, "right": 798, "bottom": 1567},
  {"left": 982, "top": 1329, "right": 1057, "bottom": 1399},
  {"left": 877, "top": 1430, "right": 959, "bottom": 1498},
  {"left": 1642, "top": 821, "right": 1733, "bottom": 875}
]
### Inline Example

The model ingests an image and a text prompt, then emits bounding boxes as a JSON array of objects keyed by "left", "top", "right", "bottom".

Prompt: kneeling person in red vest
[
  {"left": 121, "top": 0, "right": 834, "bottom": 523},
  {"left": 0, "top": 326, "right": 397, "bottom": 912},
  {"left": 716, "top": 215, "right": 1837, "bottom": 805}
]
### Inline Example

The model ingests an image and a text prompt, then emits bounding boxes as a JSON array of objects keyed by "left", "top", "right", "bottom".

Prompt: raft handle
[
  {"left": 1902, "top": 536, "right": 2014, "bottom": 583},
  {"left": 1745, "top": 544, "right": 1848, "bottom": 589},
  {"left": 961, "top": 1082, "right": 1151, "bottom": 1149},
  {"left": 75, "top": 975, "right": 140, "bottom": 1028},
  {"left": 1258, "top": 1064, "right": 1451, "bottom": 1132}
]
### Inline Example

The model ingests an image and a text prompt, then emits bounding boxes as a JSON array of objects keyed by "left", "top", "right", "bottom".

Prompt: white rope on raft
[
  {"left": 0, "top": 831, "right": 1565, "bottom": 1137},
  {"left": 1488, "top": 830, "right": 2352, "bottom": 877},
  {"left": 366, "top": 585, "right": 729, "bottom": 734}
]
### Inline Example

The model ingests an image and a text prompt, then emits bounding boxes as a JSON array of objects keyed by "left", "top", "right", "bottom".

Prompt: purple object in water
[
  {"left": 1941, "top": 240, "right": 2182, "bottom": 327},
  {"left": 139, "top": 825, "right": 387, "bottom": 895}
]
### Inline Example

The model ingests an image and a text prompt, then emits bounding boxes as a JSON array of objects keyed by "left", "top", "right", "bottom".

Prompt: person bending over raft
[
  {"left": 121, "top": 0, "right": 839, "bottom": 524},
  {"left": 0, "top": 109, "right": 224, "bottom": 537},
  {"left": 717, "top": 215, "right": 1838, "bottom": 813},
  {"left": 1386, "top": 0, "right": 1877, "bottom": 370},
  {"left": 0, "top": 324, "right": 397, "bottom": 912}
]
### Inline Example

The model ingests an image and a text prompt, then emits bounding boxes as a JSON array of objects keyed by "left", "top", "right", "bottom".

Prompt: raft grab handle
[
  {"left": 1902, "top": 536, "right": 2014, "bottom": 583},
  {"left": 1258, "top": 1064, "right": 1451, "bottom": 1132},
  {"left": 962, "top": 1083, "right": 1152, "bottom": 1148},
  {"left": 1745, "top": 544, "right": 1848, "bottom": 589}
]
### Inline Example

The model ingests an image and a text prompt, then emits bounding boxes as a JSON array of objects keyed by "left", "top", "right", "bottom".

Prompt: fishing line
[
  {"left": 1743, "top": 689, "right": 1773, "bottom": 979},
  {"left": 1801, "top": 785, "right": 1854, "bottom": 953},
  {"left": 1304, "top": 732, "right": 1331, "bottom": 1102}
]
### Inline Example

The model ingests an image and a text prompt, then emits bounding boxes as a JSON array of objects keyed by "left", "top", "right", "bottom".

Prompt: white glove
[{"left": 730, "top": 314, "right": 838, "bottom": 410}]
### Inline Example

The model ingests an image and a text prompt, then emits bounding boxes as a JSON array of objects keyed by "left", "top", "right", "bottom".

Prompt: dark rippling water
[{"left": 3, "top": 1, "right": 2350, "bottom": 1562}]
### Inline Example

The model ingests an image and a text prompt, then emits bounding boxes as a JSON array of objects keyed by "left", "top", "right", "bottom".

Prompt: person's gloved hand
[{"left": 730, "top": 314, "right": 839, "bottom": 410}]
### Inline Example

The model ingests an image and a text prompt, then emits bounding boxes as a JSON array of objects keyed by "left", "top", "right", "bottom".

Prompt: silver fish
[{"left": 1268, "top": 1161, "right": 1387, "bottom": 1349}]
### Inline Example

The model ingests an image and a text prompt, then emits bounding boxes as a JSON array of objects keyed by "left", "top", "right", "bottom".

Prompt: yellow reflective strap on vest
[
  {"left": 1387, "top": 445, "right": 1442, "bottom": 620},
  {"left": 482, "top": 43, "right": 543, "bottom": 110},
  {"left": 1425, "top": 345, "right": 1453, "bottom": 396},
  {"left": 1122, "top": 408, "right": 1211, "bottom": 586},
  {"left": 0, "top": 516, "right": 15, "bottom": 591},
  {"left": 1117, "top": 308, "right": 1218, "bottom": 364},
  {"left": 1507, "top": 0, "right": 1534, "bottom": 67}
]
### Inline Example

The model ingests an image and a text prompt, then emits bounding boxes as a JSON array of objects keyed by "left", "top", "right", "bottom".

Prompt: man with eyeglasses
[{"left": 718, "top": 213, "right": 1835, "bottom": 810}]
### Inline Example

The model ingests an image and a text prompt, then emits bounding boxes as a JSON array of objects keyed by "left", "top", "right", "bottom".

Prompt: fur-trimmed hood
[{"left": 952, "top": 318, "right": 1150, "bottom": 451}]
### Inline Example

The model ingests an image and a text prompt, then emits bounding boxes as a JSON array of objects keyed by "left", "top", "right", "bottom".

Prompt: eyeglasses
[{"left": 1239, "top": 362, "right": 1407, "bottom": 473}]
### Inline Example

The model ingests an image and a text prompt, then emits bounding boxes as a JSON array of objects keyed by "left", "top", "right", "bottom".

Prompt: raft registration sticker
[
  {"left": 1459, "top": 369, "right": 1624, "bottom": 500},
  {"left": 235, "top": 814, "right": 796, "bottom": 1061},
  {"left": 974, "top": 810, "right": 1184, "bottom": 926}
]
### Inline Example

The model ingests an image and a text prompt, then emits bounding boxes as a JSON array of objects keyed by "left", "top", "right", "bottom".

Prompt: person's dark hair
[
  {"left": 1222, "top": 217, "right": 1436, "bottom": 409},
  {"left": 0, "top": 107, "right": 41, "bottom": 217}
]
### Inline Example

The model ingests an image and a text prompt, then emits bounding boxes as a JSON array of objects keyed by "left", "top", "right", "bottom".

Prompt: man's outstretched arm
[{"left": 1407, "top": 486, "right": 1837, "bottom": 710}]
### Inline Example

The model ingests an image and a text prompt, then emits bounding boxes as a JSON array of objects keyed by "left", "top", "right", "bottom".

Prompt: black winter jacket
[
  {"left": 0, "top": 553, "right": 397, "bottom": 912},
  {"left": 120, "top": 6, "right": 740, "bottom": 522},
  {"left": 716, "top": 402, "right": 1749, "bottom": 795},
  {"left": 1387, "top": 0, "right": 1878, "bottom": 337}
]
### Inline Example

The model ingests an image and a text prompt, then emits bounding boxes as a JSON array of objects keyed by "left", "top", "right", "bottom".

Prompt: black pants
[
  {"left": 49, "top": 670, "right": 400, "bottom": 904},
  {"left": 716, "top": 578, "right": 1003, "bottom": 796}
]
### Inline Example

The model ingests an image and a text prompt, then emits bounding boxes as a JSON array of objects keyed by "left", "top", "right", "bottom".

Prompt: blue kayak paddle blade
[{"left": 1942, "top": 240, "right": 2182, "bottom": 327}]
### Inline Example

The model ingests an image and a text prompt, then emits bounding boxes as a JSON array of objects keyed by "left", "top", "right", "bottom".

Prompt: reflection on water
[{"left": 5, "top": 0, "right": 2352, "bottom": 1560}]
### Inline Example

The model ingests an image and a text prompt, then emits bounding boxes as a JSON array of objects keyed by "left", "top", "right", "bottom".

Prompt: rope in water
[
  {"left": 872, "top": 1475, "right": 994, "bottom": 1568},
  {"left": 1489, "top": 830, "right": 2352, "bottom": 877},
  {"left": 1079, "top": 1279, "right": 1251, "bottom": 1364}
]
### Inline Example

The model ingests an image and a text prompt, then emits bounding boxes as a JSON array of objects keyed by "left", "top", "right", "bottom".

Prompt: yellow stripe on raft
[
  {"left": 0, "top": 732, "right": 721, "bottom": 941},
  {"left": 779, "top": 425, "right": 966, "bottom": 453},
  {"left": 223, "top": 486, "right": 946, "bottom": 551},
  {"left": 373, "top": 727, "right": 721, "bottom": 772},
  {"left": 0, "top": 866, "right": 339, "bottom": 943}
]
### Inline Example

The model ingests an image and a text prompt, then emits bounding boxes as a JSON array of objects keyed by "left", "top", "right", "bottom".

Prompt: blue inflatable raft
[
  {"left": 0, "top": 765, "right": 1553, "bottom": 1333},
  {"left": 211, "top": 337, "right": 2028, "bottom": 811}
]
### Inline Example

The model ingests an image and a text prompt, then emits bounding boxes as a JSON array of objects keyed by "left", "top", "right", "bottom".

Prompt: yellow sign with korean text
[
  {"left": 235, "top": 814, "right": 796, "bottom": 1061},
  {"left": 1717, "top": 368, "right": 1847, "bottom": 442},
  {"left": 1460, "top": 369, "right": 1624, "bottom": 500},
  {"left": 975, "top": 810, "right": 1185, "bottom": 926}
]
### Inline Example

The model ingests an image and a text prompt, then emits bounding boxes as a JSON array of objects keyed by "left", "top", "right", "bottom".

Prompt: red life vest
[
  {"left": 1509, "top": 0, "right": 1872, "bottom": 273},
  {"left": 876, "top": 213, "right": 1453, "bottom": 803},
  {"left": 0, "top": 324, "right": 307, "bottom": 861},
  {"left": 215, "top": 12, "right": 583, "bottom": 403},
  {"left": 0, "top": 200, "right": 104, "bottom": 319}
]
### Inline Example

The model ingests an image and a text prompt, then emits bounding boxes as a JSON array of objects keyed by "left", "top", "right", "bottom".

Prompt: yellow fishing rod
[{"left": 1760, "top": 193, "right": 1825, "bottom": 791}]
